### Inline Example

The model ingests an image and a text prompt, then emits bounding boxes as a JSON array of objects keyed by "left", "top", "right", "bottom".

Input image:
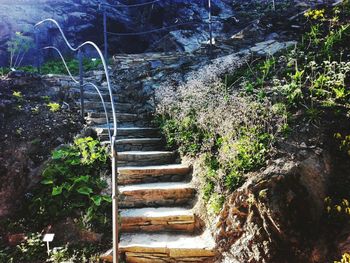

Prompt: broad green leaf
[
  {"left": 74, "top": 175, "right": 89, "bottom": 184},
  {"left": 77, "top": 186, "right": 93, "bottom": 196},
  {"left": 62, "top": 182, "right": 71, "bottom": 191},
  {"left": 52, "top": 186, "right": 63, "bottom": 196},
  {"left": 41, "top": 179, "right": 53, "bottom": 185},
  {"left": 102, "top": 195, "right": 112, "bottom": 203},
  {"left": 52, "top": 150, "right": 65, "bottom": 160},
  {"left": 91, "top": 195, "right": 102, "bottom": 206}
]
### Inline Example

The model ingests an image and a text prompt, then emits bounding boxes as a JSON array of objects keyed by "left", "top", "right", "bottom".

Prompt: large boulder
[{"left": 216, "top": 153, "right": 332, "bottom": 263}]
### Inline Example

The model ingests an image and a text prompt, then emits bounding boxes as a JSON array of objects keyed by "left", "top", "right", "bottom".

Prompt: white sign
[{"left": 43, "top": 233, "right": 55, "bottom": 242}]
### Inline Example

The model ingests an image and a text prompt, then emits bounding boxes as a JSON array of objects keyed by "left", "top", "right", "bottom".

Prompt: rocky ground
[{"left": 0, "top": 71, "right": 81, "bottom": 219}]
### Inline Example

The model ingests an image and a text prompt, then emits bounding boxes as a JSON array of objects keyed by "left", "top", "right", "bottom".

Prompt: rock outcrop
[
  {"left": 0, "top": 0, "right": 104, "bottom": 66},
  {"left": 0, "top": 0, "right": 237, "bottom": 66},
  {"left": 215, "top": 153, "right": 332, "bottom": 263}
]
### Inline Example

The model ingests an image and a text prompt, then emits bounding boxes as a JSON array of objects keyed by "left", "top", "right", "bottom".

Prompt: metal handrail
[
  {"left": 42, "top": 46, "right": 112, "bottom": 141},
  {"left": 42, "top": 46, "right": 78, "bottom": 83},
  {"left": 83, "top": 82, "right": 113, "bottom": 142},
  {"left": 35, "top": 19, "right": 119, "bottom": 263}
]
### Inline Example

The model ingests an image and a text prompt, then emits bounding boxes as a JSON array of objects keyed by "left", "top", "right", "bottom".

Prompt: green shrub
[
  {"left": 27, "top": 137, "right": 110, "bottom": 227},
  {"left": 7, "top": 31, "right": 34, "bottom": 69},
  {"left": 156, "top": 114, "right": 206, "bottom": 156},
  {"left": 207, "top": 193, "right": 225, "bottom": 215}
]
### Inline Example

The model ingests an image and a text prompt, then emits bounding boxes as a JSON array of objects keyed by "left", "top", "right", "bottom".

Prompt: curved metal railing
[
  {"left": 42, "top": 46, "right": 78, "bottom": 83},
  {"left": 35, "top": 19, "right": 119, "bottom": 263},
  {"left": 43, "top": 46, "right": 112, "bottom": 141}
]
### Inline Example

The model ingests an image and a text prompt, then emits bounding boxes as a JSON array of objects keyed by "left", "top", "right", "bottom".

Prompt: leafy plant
[
  {"left": 13, "top": 91, "right": 23, "bottom": 100},
  {"left": 258, "top": 57, "right": 275, "bottom": 88},
  {"left": 16, "top": 233, "right": 46, "bottom": 262},
  {"left": 47, "top": 102, "right": 60, "bottom": 112},
  {"left": 323, "top": 24, "right": 350, "bottom": 55},
  {"left": 27, "top": 137, "right": 110, "bottom": 227},
  {"left": 41, "top": 58, "right": 102, "bottom": 75},
  {"left": 156, "top": 114, "right": 206, "bottom": 156},
  {"left": 207, "top": 193, "right": 225, "bottom": 215},
  {"left": 6, "top": 32, "right": 34, "bottom": 69},
  {"left": 335, "top": 133, "right": 350, "bottom": 156}
]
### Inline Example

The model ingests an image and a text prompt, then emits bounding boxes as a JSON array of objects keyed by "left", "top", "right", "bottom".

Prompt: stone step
[
  {"left": 93, "top": 126, "right": 160, "bottom": 139},
  {"left": 118, "top": 164, "right": 191, "bottom": 185},
  {"left": 102, "top": 138, "right": 163, "bottom": 151},
  {"left": 71, "top": 88, "right": 123, "bottom": 101},
  {"left": 121, "top": 207, "right": 197, "bottom": 233},
  {"left": 101, "top": 231, "right": 216, "bottom": 263},
  {"left": 119, "top": 182, "right": 195, "bottom": 208},
  {"left": 76, "top": 101, "right": 134, "bottom": 112},
  {"left": 117, "top": 151, "right": 176, "bottom": 166},
  {"left": 114, "top": 138, "right": 163, "bottom": 151},
  {"left": 86, "top": 112, "right": 140, "bottom": 125}
]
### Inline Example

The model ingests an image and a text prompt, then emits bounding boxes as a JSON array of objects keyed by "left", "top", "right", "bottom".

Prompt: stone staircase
[{"left": 76, "top": 83, "right": 217, "bottom": 262}]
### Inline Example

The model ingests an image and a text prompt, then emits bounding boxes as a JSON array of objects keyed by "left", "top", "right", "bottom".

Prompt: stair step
[
  {"left": 101, "top": 138, "right": 163, "bottom": 151},
  {"left": 94, "top": 126, "right": 160, "bottom": 139},
  {"left": 121, "top": 207, "right": 197, "bottom": 233},
  {"left": 101, "top": 231, "right": 216, "bottom": 262},
  {"left": 117, "top": 151, "right": 176, "bottom": 166},
  {"left": 119, "top": 182, "right": 195, "bottom": 208},
  {"left": 118, "top": 164, "right": 191, "bottom": 184},
  {"left": 86, "top": 112, "right": 140, "bottom": 125},
  {"left": 87, "top": 112, "right": 138, "bottom": 119},
  {"left": 115, "top": 138, "right": 163, "bottom": 151},
  {"left": 77, "top": 101, "right": 134, "bottom": 112},
  {"left": 71, "top": 88, "right": 123, "bottom": 101}
]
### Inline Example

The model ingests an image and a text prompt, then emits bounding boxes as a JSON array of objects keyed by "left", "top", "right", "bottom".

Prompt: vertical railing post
[
  {"left": 103, "top": 7, "right": 108, "bottom": 63},
  {"left": 35, "top": 29, "right": 41, "bottom": 73},
  {"left": 78, "top": 49, "right": 85, "bottom": 123},
  {"left": 112, "top": 137, "right": 119, "bottom": 263}
]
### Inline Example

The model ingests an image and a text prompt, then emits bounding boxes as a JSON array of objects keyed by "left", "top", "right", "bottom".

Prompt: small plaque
[{"left": 43, "top": 233, "right": 55, "bottom": 242}]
